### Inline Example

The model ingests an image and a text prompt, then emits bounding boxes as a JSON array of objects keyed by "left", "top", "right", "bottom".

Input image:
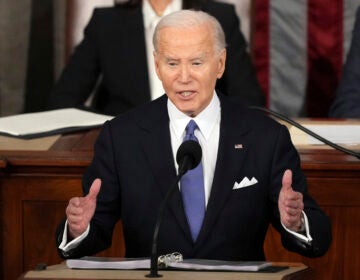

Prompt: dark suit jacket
[
  {"left": 56, "top": 93, "right": 331, "bottom": 261},
  {"left": 329, "top": 7, "right": 360, "bottom": 118},
  {"left": 48, "top": 1, "right": 265, "bottom": 116}
]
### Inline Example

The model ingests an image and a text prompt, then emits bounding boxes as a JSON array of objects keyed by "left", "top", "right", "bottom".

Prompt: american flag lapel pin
[{"left": 234, "top": 144, "right": 243, "bottom": 149}]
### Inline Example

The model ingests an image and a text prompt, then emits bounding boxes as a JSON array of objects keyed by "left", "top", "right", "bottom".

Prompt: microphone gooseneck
[
  {"left": 146, "top": 140, "right": 202, "bottom": 278},
  {"left": 251, "top": 106, "right": 360, "bottom": 160}
]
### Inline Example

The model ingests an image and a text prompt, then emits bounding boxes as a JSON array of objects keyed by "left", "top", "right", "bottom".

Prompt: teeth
[{"left": 181, "top": 91, "right": 192, "bottom": 97}]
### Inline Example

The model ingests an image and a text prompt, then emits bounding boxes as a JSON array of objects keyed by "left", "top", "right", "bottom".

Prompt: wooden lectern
[{"left": 19, "top": 262, "right": 312, "bottom": 280}]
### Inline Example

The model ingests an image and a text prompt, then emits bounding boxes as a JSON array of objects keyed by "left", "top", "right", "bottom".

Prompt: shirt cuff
[
  {"left": 58, "top": 220, "right": 90, "bottom": 252},
  {"left": 281, "top": 211, "right": 313, "bottom": 245}
]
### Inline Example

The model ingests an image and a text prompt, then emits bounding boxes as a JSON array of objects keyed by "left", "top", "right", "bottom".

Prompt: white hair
[{"left": 153, "top": 10, "right": 226, "bottom": 54}]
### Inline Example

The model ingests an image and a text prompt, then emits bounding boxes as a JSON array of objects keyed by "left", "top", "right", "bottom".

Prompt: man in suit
[
  {"left": 48, "top": 0, "right": 264, "bottom": 116},
  {"left": 57, "top": 10, "right": 331, "bottom": 261},
  {"left": 329, "top": 6, "right": 360, "bottom": 118}
]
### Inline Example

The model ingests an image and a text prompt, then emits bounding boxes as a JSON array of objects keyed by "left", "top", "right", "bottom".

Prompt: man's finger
[
  {"left": 87, "top": 178, "right": 102, "bottom": 200},
  {"left": 68, "top": 197, "right": 81, "bottom": 207}
]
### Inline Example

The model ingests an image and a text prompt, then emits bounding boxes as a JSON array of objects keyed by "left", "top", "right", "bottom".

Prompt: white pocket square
[{"left": 233, "top": 177, "right": 258, "bottom": 190}]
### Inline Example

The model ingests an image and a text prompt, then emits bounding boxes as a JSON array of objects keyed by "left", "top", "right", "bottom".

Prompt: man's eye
[
  {"left": 192, "top": 62, "right": 202, "bottom": 66},
  {"left": 168, "top": 62, "right": 177, "bottom": 66}
]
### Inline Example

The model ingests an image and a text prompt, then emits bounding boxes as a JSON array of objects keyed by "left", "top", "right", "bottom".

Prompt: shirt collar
[
  {"left": 168, "top": 92, "right": 221, "bottom": 141},
  {"left": 142, "top": 0, "right": 182, "bottom": 30}
]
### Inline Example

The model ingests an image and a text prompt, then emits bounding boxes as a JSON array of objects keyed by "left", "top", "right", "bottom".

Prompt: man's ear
[
  {"left": 153, "top": 50, "right": 161, "bottom": 79},
  {"left": 216, "top": 49, "right": 226, "bottom": 79}
]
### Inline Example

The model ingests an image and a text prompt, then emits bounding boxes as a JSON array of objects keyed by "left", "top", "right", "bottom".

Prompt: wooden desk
[
  {"left": 1, "top": 123, "right": 359, "bottom": 280},
  {"left": 19, "top": 262, "right": 312, "bottom": 280}
]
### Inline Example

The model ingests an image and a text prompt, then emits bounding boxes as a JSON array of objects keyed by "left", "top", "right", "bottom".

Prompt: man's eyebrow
[
  {"left": 191, "top": 55, "right": 206, "bottom": 61},
  {"left": 163, "top": 53, "right": 208, "bottom": 61},
  {"left": 165, "top": 56, "right": 179, "bottom": 61}
]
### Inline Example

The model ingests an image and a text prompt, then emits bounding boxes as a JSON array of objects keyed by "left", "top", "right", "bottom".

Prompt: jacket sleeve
[
  {"left": 55, "top": 122, "right": 121, "bottom": 259},
  {"left": 268, "top": 125, "right": 332, "bottom": 257}
]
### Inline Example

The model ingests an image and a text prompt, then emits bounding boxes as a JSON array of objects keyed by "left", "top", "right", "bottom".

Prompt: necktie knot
[{"left": 185, "top": 120, "right": 198, "bottom": 142}]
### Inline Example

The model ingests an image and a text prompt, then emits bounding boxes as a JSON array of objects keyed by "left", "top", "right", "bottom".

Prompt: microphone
[
  {"left": 251, "top": 106, "right": 360, "bottom": 160},
  {"left": 177, "top": 139, "right": 202, "bottom": 176},
  {"left": 146, "top": 140, "right": 202, "bottom": 278}
]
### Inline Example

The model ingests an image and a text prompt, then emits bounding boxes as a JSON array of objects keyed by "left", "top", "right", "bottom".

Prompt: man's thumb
[
  {"left": 87, "top": 178, "right": 101, "bottom": 200},
  {"left": 282, "top": 169, "right": 293, "bottom": 191}
]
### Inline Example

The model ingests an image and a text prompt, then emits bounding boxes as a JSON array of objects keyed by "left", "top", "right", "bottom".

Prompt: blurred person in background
[{"left": 329, "top": 6, "right": 360, "bottom": 118}]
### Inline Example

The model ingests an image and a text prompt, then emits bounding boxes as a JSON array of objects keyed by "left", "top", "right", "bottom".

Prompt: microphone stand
[
  {"left": 146, "top": 166, "right": 188, "bottom": 278},
  {"left": 146, "top": 140, "right": 201, "bottom": 277}
]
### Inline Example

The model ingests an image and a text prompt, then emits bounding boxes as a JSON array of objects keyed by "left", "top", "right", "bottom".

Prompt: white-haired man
[{"left": 57, "top": 10, "right": 331, "bottom": 261}]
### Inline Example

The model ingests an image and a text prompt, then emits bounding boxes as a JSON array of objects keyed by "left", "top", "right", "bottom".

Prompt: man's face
[{"left": 154, "top": 23, "right": 226, "bottom": 117}]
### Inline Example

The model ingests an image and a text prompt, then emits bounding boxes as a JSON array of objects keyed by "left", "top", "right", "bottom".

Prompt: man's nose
[{"left": 178, "top": 65, "right": 191, "bottom": 83}]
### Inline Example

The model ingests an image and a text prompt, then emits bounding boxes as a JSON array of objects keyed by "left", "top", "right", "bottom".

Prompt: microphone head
[{"left": 176, "top": 140, "right": 202, "bottom": 173}]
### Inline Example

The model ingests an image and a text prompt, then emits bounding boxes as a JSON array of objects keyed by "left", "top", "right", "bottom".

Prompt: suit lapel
[
  {"left": 139, "top": 97, "right": 192, "bottom": 240},
  {"left": 194, "top": 96, "right": 252, "bottom": 251}
]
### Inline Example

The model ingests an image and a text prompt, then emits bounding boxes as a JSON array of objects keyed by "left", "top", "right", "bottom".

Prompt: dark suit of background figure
[
  {"left": 48, "top": 1, "right": 265, "bottom": 116},
  {"left": 329, "top": 7, "right": 360, "bottom": 118},
  {"left": 56, "top": 93, "right": 331, "bottom": 261}
]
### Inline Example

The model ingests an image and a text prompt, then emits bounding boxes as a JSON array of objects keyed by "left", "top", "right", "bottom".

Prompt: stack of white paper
[
  {"left": 66, "top": 256, "right": 272, "bottom": 272},
  {"left": 0, "top": 108, "right": 113, "bottom": 139},
  {"left": 289, "top": 124, "right": 360, "bottom": 146}
]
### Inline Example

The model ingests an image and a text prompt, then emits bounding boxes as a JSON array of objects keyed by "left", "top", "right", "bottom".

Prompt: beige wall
[
  {"left": 0, "top": 0, "right": 31, "bottom": 116},
  {"left": 0, "top": 0, "right": 66, "bottom": 117}
]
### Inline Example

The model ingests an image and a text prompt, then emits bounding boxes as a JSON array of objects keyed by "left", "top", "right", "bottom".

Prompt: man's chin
[
  {"left": 170, "top": 98, "right": 199, "bottom": 117},
  {"left": 178, "top": 106, "right": 196, "bottom": 117}
]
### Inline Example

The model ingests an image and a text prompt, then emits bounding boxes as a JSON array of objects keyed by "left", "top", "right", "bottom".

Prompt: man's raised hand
[
  {"left": 66, "top": 179, "right": 101, "bottom": 238},
  {"left": 278, "top": 170, "right": 304, "bottom": 231}
]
